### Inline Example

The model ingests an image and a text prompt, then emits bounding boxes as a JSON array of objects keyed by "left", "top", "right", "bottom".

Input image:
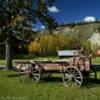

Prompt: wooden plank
[{"left": 58, "top": 50, "right": 78, "bottom": 57}]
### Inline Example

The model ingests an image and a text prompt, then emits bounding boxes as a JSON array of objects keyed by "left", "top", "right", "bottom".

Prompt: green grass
[
  {"left": 0, "top": 57, "right": 100, "bottom": 99},
  {"left": 0, "top": 70, "right": 100, "bottom": 100},
  {"left": 0, "top": 60, "right": 5, "bottom": 65},
  {"left": 92, "top": 57, "right": 100, "bottom": 64}
]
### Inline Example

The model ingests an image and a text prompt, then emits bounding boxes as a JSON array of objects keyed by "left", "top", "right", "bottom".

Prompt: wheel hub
[{"left": 69, "top": 74, "right": 74, "bottom": 80}]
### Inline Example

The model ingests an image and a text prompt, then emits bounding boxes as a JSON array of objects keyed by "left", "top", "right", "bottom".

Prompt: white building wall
[{"left": 89, "top": 32, "right": 100, "bottom": 49}]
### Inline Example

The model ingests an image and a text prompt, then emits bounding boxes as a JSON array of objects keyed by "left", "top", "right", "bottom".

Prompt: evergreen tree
[{"left": 0, "top": 0, "right": 57, "bottom": 70}]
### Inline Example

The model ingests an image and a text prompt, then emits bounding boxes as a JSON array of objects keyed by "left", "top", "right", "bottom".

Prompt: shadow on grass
[
  {"left": 6, "top": 73, "right": 100, "bottom": 84},
  {"left": 7, "top": 73, "right": 20, "bottom": 77},
  {"left": 0, "top": 69, "right": 20, "bottom": 78},
  {"left": 0, "top": 65, "right": 5, "bottom": 70},
  {"left": 89, "top": 78, "right": 100, "bottom": 84},
  {"left": 7, "top": 71, "right": 63, "bottom": 82},
  {"left": 0, "top": 67, "right": 5, "bottom": 70},
  {"left": 41, "top": 77, "right": 62, "bottom": 83},
  {"left": 81, "top": 78, "right": 100, "bottom": 88}
]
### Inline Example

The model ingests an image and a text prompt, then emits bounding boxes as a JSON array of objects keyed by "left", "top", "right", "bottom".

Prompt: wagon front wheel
[{"left": 63, "top": 66, "right": 83, "bottom": 87}]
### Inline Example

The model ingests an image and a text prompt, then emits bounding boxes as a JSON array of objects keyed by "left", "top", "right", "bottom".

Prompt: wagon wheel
[
  {"left": 19, "top": 64, "right": 32, "bottom": 82},
  {"left": 20, "top": 63, "right": 41, "bottom": 83},
  {"left": 63, "top": 66, "right": 83, "bottom": 87},
  {"left": 19, "top": 64, "right": 32, "bottom": 83},
  {"left": 31, "top": 63, "right": 41, "bottom": 82}
]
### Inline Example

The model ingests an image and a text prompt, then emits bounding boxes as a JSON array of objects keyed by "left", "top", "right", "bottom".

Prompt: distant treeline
[{"left": 59, "top": 20, "right": 100, "bottom": 28}]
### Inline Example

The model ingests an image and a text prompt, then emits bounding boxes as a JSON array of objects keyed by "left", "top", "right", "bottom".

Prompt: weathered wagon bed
[{"left": 14, "top": 58, "right": 91, "bottom": 87}]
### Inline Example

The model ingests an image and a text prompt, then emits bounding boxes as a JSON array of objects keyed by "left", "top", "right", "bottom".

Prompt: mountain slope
[{"left": 38, "top": 21, "right": 100, "bottom": 40}]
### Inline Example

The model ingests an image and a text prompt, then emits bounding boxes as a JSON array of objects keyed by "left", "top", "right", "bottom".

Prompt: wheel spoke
[
  {"left": 74, "top": 79, "right": 81, "bottom": 85},
  {"left": 67, "top": 81, "right": 71, "bottom": 86},
  {"left": 33, "top": 69, "right": 39, "bottom": 72},
  {"left": 65, "top": 73, "right": 71, "bottom": 78},
  {"left": 69, "top": 68, "right": 75, "bottom": 75},
  {"left": 33, "top": 75, "right": 39, "bottom": 80},
  {"left": 72, "top": 69, "right": 77, "bottom": 76},
  {"left": 65, "top": 79, "right": 71, "bottom": 85},
  {"left": 74, "top": 76, "right": 81, "bottom": 79},
  {"left": 73, "top": 72, "right": 79, "bottom": 77},
  {"left": 69, "top": 68, "right": 72, "bottom": 74},
  {"left": 66, "top": 69, "right": 71, "bottom": 75},
  {"left": 71, "top": 68, "right": 74, "bottom": 74},
  {"left": 72, "top": 68, "right": 75, "bottom": 75},
  {"left": 32, "top": 73, "right": 40, "bottom": 76}
]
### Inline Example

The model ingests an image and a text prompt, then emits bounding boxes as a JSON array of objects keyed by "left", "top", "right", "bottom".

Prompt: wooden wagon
[{"left": 14, "top": 51, "right": 96, "bottom": 87}]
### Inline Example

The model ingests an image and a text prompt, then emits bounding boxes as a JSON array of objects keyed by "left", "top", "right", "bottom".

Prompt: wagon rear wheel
[
  {"left": 19, "top": 64, "right": 33, "bottom": 83},
  {"left": 31, "top": 64, "right": 41, "bottom": 82},
  {"left": 63, "top": 66, "right": 83, "bottom": 87}
]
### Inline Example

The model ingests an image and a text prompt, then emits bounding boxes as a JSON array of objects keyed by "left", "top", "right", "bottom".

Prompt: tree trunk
[{"left": 5, "top": 38, "right": 13, "bottom": 70}]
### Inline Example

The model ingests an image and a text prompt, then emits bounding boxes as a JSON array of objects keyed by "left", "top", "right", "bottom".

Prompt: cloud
[
  {"left": 83, "top": 16, "right": 96, "bottom": 22},
  {"left": 40, "top": 25, "right": 45, "bottom": 29},
  {"left": 48, "top": 6, "right": 59, "bottom": 13}
]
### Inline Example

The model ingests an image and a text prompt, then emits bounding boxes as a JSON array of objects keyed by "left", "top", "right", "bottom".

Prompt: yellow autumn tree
[
  {"left": 57, "top": 35, "right": 75, "bottom": 50},
  {"left": 28, "top": 39, "right": 41, "bottom": 56},
  {"left": 28, "top": 35, "right": 76, "bottom": 56},
  {"left": 39, "top": 35, "right": 58, "bottom": 56}
]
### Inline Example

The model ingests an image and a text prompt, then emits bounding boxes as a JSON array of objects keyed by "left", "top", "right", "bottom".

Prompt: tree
[
  {"left": 0, "top": 0, "right": 57, "bottom": 70},
  {"left": 39, "top": 35, "right": 58, "bottom": 56},
  {"left": 28, "top": 39, "right": 41, "bottom": 56}
]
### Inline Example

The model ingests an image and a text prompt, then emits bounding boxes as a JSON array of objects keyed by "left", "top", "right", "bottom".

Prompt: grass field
[
  {"left": 0, "top": 57, "right": 100, "bottom": 100},
  {"left": 0, "top": 70, "right": 100, "bottom": 100}
]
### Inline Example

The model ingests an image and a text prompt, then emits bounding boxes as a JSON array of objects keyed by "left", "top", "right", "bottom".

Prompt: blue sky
[
  {"left": 37, "top": 0, "right": 100, "bottom": 29},
  {"left": 53, "top": 0, "right": 100, "bottom": 23}
]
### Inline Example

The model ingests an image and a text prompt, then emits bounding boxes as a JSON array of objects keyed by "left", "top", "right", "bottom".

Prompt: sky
[{"left": 37, "top": 0, "right": 100, "bottom": 29}]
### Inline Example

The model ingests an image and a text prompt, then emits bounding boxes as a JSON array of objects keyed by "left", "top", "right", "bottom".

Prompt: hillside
[{"left": 38, "top": 21, "right": 100, "bottom": 39}]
